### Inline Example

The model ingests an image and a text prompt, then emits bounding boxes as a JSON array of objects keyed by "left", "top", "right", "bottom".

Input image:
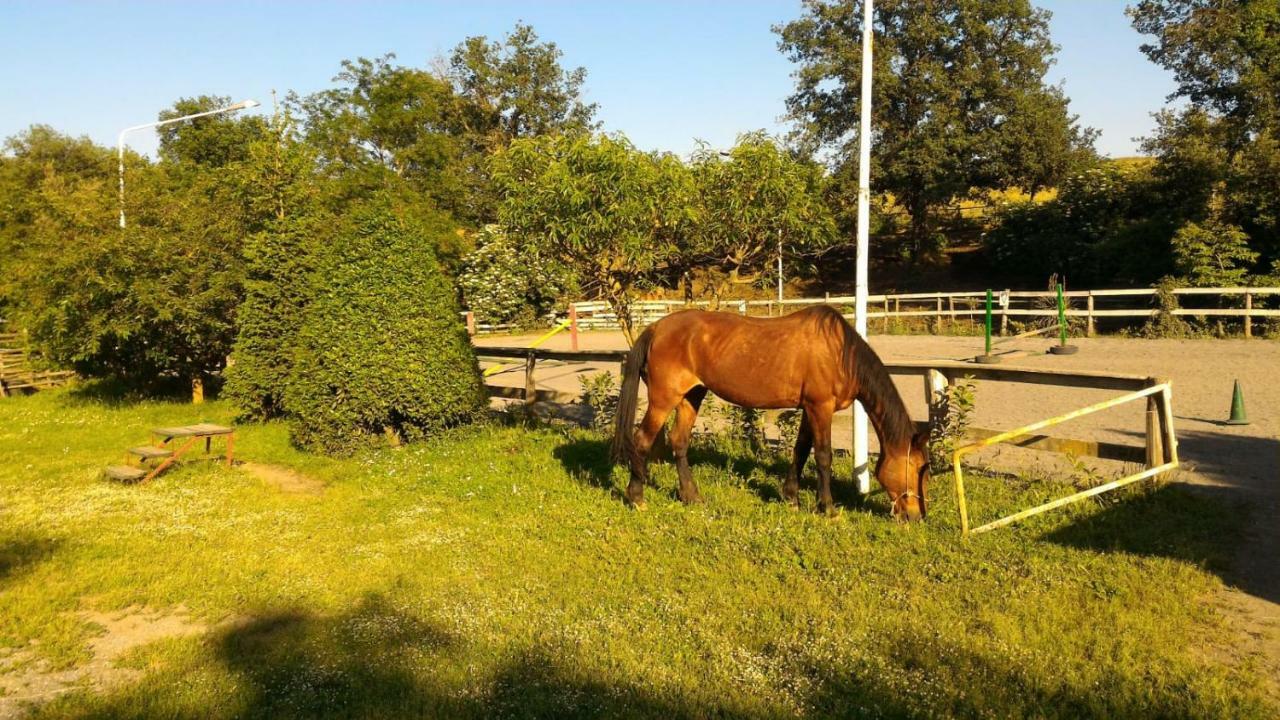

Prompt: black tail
[{"left": 611, "top": 328, "right": 653, "bottom": 464}]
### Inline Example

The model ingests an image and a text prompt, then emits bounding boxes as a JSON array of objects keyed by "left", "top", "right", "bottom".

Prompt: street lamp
[{"left": 116, "top": 99, "right": 260, "bottom": 229}]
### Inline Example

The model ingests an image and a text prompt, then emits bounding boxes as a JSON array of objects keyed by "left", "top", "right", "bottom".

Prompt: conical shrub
[{"left": 286, "top": 203, "right": 486, "bottom": 455}]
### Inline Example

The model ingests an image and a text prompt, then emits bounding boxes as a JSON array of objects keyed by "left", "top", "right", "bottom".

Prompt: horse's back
[{"left": 644, "top": 307, "right": 849, "bottom": 408}]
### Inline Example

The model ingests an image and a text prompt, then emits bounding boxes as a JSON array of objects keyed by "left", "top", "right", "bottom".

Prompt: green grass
[{"left": 0, "top": 386, "right": 1272, "bottom": 718}]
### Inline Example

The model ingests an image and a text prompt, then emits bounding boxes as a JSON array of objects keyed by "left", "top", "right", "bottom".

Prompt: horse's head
[{"left": 875, "top": 431, "right": 930, "bottom": 522}]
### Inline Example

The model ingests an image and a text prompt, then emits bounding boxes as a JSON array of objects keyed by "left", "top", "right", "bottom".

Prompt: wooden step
[
  {"left": 104, "top": 465, "right": 146, "bottom": 482},
  {"left": 128, "top": 446, "right": 173, "bottom": 460}
]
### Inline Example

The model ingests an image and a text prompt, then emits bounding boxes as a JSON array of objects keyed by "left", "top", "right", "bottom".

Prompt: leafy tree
[
  {"left": 1131, "top": 0, "right": 1280, "bottom": 267},
  {"left": 686, "top": 132, "right": 837, "bottom": 304},
  {"left": 448, "top": 22, "right": 598, "bottom": 150},
  {"left": 490, "top": 133, "right": 691, "bottom": 344},
  {"left": 8, "top": 156, "right": 243, "bottom": 395},
  {"left": 223, "top": 111, "right": 330, "bottom": 419},
  {"left": 1170, "top": 220, "right": 1257, "bottom": 287},
  {"left": 777, "top": 0, "right": 1096, "bottom": 261},
  {"left": 1130, "top": 0, "right": 1280, "bottom": 137},
  {"left": 157, "top": 95, "right": 268, "bottom": 168},
  {"left": 289, "top": 55, "right": 469, "bottom": 215},
  {"left": 458, "top": 224, "right": 574, "bottom": 326},
  {"left": 285, "top": 202, "right": 485, "bottom": 455},
  {"left": 0, "top": 126, "right": 114, "bottom": 303}
]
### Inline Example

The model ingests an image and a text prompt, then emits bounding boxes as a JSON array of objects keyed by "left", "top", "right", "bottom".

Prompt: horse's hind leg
[
  {"left": 625, "top": 389, "right": 680, "bottom": 508},
  {"left": 804, "top": 400, "right": 836, "bottom": 516},
  {"left": 783, "top": 410, "right": 812, "bottom": 507},
  {"left": 671, "top": 386, "right": 707, "bottom": 504}
]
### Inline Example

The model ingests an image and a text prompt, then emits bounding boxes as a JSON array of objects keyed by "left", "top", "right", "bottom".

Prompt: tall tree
[
  {"left": 686, "top": 132, "right": 837, "bottom": 304},
  {"left": 289, "top": 56, "right": 468, "bottom": 213},
  {"left": 1131, "top": 0, "right": 1280, "bottom": 265},
  {"left": 448, "top": 22, "right": 598, "bottom": 150},
  {"left": 777, "top": 0, "right": 1096, "bottom": 261},
  {"left": 490, "top": 133, "right": 691, "bottom": 344},
  {"left": 223, "top": 110, "right": 330, "bottom": 419},
  {"left": 1130, "top": 0, "right": 1280, "bottom": 139},
  {"left": 157, "top": 95, "right": 268, "bottom": 168}
]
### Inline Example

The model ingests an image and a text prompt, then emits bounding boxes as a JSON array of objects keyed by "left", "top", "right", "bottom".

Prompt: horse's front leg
[
  {"left": 804, "top": 401, "right": 836, "bottom": 516},
  {"left": 783, "top": 410, "right": 811, "bottom": 507}
]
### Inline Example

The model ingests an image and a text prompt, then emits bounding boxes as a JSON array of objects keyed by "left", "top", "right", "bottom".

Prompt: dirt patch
[
  {"left": 241, "top": 462, "right": 325, "bottom": 495},
  {"left": 0, "top": 607, "right": 209, "bottom": 718}
]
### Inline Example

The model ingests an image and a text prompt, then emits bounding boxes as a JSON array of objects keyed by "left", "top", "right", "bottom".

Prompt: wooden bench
[{"left": 103, "top": 424, "right": 235, "bottom": 483}]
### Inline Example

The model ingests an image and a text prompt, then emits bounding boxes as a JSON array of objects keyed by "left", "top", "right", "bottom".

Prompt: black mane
[{"left": 810, "top": 306, "right": 915, "bottom": 450}]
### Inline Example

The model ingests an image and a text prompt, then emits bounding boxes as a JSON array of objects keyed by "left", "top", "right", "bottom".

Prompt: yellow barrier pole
[
  {"left": 481, "top": 318, "right": 573, "bottom": 378},
  {"left": 951, "top": 382, "right": 1176, "bottom": 536}
]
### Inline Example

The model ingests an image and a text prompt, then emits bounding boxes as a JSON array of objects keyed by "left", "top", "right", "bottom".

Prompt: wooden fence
[
  {"left": 473, "top": 345, "right": 1173, "bottom": 468},
  {"left": 466, "top": 285, "right": 1280, "bottom": 337},
  {"left": 0, "top": 330, "right": 76, "bottom": 397}
]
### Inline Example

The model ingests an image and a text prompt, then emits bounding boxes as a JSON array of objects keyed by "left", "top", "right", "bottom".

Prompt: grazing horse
[{"left": 611, "top": 306, "right": 929, "bottom": 520}]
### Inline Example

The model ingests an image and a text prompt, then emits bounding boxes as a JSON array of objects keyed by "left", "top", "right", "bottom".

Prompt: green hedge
[{"left": 285, "top": 204, "right": 486, "bottom": 455}]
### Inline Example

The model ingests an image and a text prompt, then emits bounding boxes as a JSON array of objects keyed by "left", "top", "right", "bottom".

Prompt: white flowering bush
[{"left": 459, "top": 225, "right": 574, "bottom": 326}]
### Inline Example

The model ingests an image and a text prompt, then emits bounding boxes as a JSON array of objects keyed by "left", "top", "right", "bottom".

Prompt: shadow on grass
[
  {"left": 62, "top": 376, "right": 199, "bottom": 408},
  {"left": 52, "top": 594, "right": 765, "bottom": 719},
  {"left": 1042, "top": 482, "right": 1257, "bottom": 594},
  {"left": 50, "top": 593, "right": 1264, "bottom": 719},
  {"left": 0, "top": 533, "right": 60, "bottom": 587},
  {"left": 552, "top": 434, "right": 869, "bottom": 511},
  {"left": 1059, "top": 429, "right": 1278, "bottom": 604}
]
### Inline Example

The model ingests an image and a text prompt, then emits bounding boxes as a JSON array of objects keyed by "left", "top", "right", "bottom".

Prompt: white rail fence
[{"left": 466, "top": 286, "right": 1280, "bottom": 337}]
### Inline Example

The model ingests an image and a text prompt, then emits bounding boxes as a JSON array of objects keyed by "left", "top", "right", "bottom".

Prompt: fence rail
[
  {"left": 466, "top": 285, "right": 1280, "bottom": 337},
  {"left": 473, "top": 345, "right": 1167, "bottom": 467}
]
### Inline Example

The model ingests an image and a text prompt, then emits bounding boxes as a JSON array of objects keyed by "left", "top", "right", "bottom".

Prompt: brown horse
[{"left": 611, "top": 306, "right": 929, "bottom": 520}]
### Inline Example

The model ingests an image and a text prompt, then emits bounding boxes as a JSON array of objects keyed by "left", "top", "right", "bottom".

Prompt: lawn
[{"left": 0, "top": 386, "right": 1272, "bottom": 718}]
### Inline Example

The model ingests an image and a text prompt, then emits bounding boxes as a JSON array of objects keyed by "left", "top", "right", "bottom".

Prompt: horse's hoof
[
  {"left": 628, "top": 498, "right": 647, "bottom": 511},
  {"left": 680, "top": 494, "right": 704, "bottom": 505},
  {"left": 817, "top": 503, "right": 837, "bottom": 518}
]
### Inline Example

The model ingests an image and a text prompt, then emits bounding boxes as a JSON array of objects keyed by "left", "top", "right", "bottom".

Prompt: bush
[
  {"left": 224, "top": 216, "right": 324, "bottom": 419},
  {"left": 458, "top": 224, "right": 573, "bottom": 326},
  {"left": 285, "top": 204, "right": 487, "bottom": 455},
  {"left": 1171, "top": 220, "right": 1257, "bottom": 287},
  {"left": 577, "top": 371, "right": 618, "bottom": 432}
]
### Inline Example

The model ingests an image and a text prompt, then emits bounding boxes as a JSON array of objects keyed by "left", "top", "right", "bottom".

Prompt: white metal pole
[
  {"left": 853, "top": 0, "right": 874, "bottom": 495},
  {"left": 777, "top": 230, "right": 784, "bottom": 303}
]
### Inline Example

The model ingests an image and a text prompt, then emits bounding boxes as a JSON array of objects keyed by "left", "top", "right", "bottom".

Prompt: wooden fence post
[
  {"left": 465, "top": 311, "right": 476, "bottom": 336},
  {"left": 948, "top": 296, "right": 956, "bottom": 333},
  {"left": 568, "top": 305, "right": 579, "bottom": 351},
  {"left": 524, "top": 351, "right": 537, "bottom": 406},
  {"left": 1086, "top": 292, "right": 1096, "bottom": 337},
  {"left": 935, "top": 295, "right": 943, "bottom": 334},
  {"left": 1145, "top": 395, "right": 1163, "bottom": 469},
  {"left": 883, "top": 298, "right": 890, "bottom": 333},
  {"left": 1244, "top": 292, "right": 1252, "bottom": 338}
]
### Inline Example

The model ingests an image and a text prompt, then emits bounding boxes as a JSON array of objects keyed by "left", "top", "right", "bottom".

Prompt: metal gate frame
[{"left": 951, "top": 382, "right": 1178, "bottom": 535}]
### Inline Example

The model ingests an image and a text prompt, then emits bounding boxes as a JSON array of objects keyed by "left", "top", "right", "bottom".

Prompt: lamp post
[
  {"left": 853, "top": 0, "right": 874, "bottom": 495},
  {"left": 117, "top": 99, "right": 259, "bottom": 229}
]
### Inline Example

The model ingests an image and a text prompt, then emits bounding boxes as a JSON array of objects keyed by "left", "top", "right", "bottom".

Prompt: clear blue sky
[{"left": 0, "top": 1, "right": 1174, "bottom": 160}]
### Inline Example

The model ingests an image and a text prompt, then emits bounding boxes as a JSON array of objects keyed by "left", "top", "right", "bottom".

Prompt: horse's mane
[{"left": 810, "top": 306, "right": 915, "bottom": 450}]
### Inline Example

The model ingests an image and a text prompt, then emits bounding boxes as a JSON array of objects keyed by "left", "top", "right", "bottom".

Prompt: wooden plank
[
  {"left": 485, "top": 384, "right": 579, "bottom": 404},
  {"left": 476, "top": 346, "right": 628, "bottom": 362}
]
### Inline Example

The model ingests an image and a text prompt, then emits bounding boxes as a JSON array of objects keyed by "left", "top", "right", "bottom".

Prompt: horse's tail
[{"left": 611, "top": 327, "right": 654, "bottom": 465}]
